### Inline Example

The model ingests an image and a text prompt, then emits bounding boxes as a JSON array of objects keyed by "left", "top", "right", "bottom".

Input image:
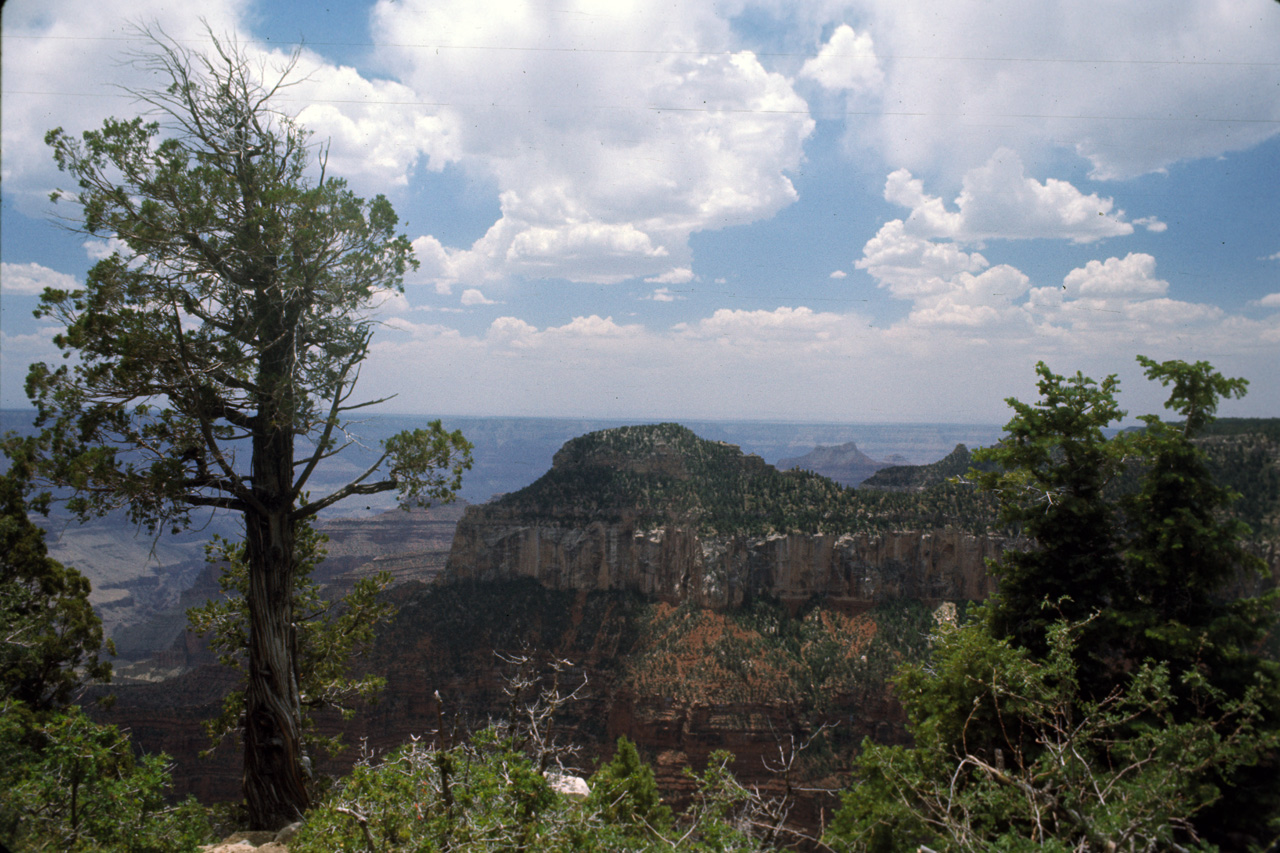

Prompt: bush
[
  {"left": 294, "top": 657, "right": 798, "bottom": 852},
  {"left": 0, "top": 700, "right": 211, "bottom": 852},
  {"left": 826, "top": 610, "right": 1279, "bottom": 852}
]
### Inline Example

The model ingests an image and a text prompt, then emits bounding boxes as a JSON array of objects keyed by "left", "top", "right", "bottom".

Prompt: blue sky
[{"left": 2, "top": 0, "right": 1278, "bottom": 424}]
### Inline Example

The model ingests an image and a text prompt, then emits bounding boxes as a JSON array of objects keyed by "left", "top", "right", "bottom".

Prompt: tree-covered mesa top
[
  {"left": 487, "top": 417, "right": 1280, "bottom": 540},
  {"left": 490, "top": 422, "right": 1002, "bottom": 536},
  {"left": 857, "top": 443, "right": 987, "bottom": 492}
]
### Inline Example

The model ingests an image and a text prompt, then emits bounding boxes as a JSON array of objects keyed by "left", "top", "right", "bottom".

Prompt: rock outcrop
[{"left": 447, "top": 511, "right": 1003, "bottom": 611}]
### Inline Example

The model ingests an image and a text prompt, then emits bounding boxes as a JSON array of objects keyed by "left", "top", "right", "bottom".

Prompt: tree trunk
[
  {"left": 242, "top": 419, "right": 309, "bottom": 829},
  {"left": 243, "top": 509, "right": 307, "bottom": 829},
  {"left": 243, "top": 515, "right": 308, "bottom": 828}
]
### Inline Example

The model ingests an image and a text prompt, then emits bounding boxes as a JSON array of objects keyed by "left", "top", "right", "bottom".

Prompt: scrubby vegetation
[
  {"left": 0, "top": 464, "right": 213, "bottom": 851},
  {"left": 293, "top": 728, "right": 795, "bottom": 853},
  {"left": 0, "top": 702, "right": 212, "bottom": 852},
  {"left": 292, "top": 657, "right": 800, "bottom": 852}
]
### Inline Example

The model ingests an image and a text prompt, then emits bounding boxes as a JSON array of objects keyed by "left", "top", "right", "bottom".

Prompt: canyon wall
[{"left": 447, "top": 507, "right": 1008, "bottom": 611}]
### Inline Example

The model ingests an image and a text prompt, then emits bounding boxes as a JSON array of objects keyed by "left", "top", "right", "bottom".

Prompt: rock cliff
[{"left": 447, "top": 511, "right": 1002, "bottom": 610}]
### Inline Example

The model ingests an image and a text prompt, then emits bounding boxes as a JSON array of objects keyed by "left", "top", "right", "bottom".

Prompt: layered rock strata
[{"left": 447, "top": 510, "right": 1004, "bottom": 611}]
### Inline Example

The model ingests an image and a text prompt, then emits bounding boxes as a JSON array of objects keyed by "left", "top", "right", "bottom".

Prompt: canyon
[{"left": 81, "top": 419, "right": 1280, "bottom": 836}]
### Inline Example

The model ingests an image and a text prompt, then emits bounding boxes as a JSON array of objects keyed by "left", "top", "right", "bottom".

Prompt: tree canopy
[
  {"left": 26, "top": 27, "right": 472, "bottom": 829},
  {"left": 830, "top": 357, "right": 1280, "bottom": 851},
  {"left": 0, "top": 450, "right": 112, "bottom": 713}
]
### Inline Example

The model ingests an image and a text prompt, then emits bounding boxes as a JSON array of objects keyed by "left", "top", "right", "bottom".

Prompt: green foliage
[
  {"left": 187, "top": 518, "right": 397, "bottom": 761},
  {"left": 0, "top": 461, "right": 113, "bottom": 711},
  {"left": 1138, "top": 354, "right": 1249, "bottom": 436},
  {"left": 292, "top": 732, "right": 787, "bottom": 852},
  {"left": 971, "top": 359, "right": 1278, "bottom": 700},
  {"left": 0, "top": 700, "right": 212, "bottom": 852},
  {"left": 832, "top": 357, "right": 1280, "bottom": 850},
  {"left": 384, "top": 425, "right": 475, "bottom": 508},
  {"left": 1117, "top": 361, "right": 1272, "bottom": 689},
  {"left": 588, "top": 736, "right": 672, "bottom": 832},
  {"left": 676, "top": 751, "right": 773, "bottom": 852},
  {"left": 292, "top": 729, "right": 579, "bottom": 852},
  {"left": 0, "top": 458, "right": 204, "bottom": 850},
  {"left": 828, "top": 615, "right": 1278, "bottom": 852},
  {"left": 292, "top": 658, "right": 615, "bottom": 852},
  {"left": 497, "top": 423, "right": 1001, "bottom": 537},
  {"left": 969, "top": 362, "right": 1131, "bottom": 658}
]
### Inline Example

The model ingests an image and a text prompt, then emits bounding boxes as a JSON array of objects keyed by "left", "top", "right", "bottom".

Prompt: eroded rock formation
[{"left": 447, "top": 511, "right": 1004, "bottom": 611}]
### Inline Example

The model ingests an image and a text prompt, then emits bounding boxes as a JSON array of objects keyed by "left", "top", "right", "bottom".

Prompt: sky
[{"left": 2, "top": 0, "right": 1278, "bottom": 426}]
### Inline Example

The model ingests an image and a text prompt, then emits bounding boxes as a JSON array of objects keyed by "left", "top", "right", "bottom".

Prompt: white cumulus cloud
[
  {"left": 1060, "top": 253, "right": 1169, "bottom": 299},
  {"left": 857, "top": 220, "right": 989, "bottom": 299},
  {"left": 460, "top": 289, "right": 497, "bottom": 306},
  {"left": 1, "top": 261, "right": 79, "bottom": 295},
  {"left": 844, "top": 0, "right": 1280, "bottom": 180},
  {"left": 887, "top": 151, "right": 1136, "bottom": 244},
  {"left": 370, "top": 0, "right": 814, "bottom": 285},
  {"left": 799, "top": 25, "right": 883, "bottom": 93}
]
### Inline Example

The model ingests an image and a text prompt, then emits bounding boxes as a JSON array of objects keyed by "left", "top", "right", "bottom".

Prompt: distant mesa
[
  {"left": 776, "top": 440, "right": 891, "bottom": 487},
  {"left": 859, "top": 443, "right": 983, "bottom": 492}
]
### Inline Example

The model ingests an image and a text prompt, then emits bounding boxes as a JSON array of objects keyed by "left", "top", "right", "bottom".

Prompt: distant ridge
[
  {"left": 489, "top": 422, "right": 863, "bottom": 535},
  {"left": 776, "top": 441, "right": 889, "bottom": 487},
  {"left": 859, "top": 444, "right": 985, "bottom": 492}
]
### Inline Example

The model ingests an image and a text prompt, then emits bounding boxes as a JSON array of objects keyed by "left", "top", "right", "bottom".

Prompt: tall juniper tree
[{"left": 28, "top": 29, "right": 471, "bottom": 829}]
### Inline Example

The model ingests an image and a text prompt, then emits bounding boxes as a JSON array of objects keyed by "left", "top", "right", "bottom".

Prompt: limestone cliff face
[{"left": 446, "top": 507, "right": 1004, "bottom": 609}]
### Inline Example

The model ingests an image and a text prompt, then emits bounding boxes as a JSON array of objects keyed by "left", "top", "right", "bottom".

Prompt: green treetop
[
  {"left": 831, "top": 357, "right": 1280, "bottom": 851},
  {"left": 0, "top": 448, "right": 112, "bottom": 713}
]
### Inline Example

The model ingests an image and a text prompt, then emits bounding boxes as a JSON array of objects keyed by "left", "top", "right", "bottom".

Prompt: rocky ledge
[{"left": 448, "top": 512, "right": 1004, "bottom": 611}]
